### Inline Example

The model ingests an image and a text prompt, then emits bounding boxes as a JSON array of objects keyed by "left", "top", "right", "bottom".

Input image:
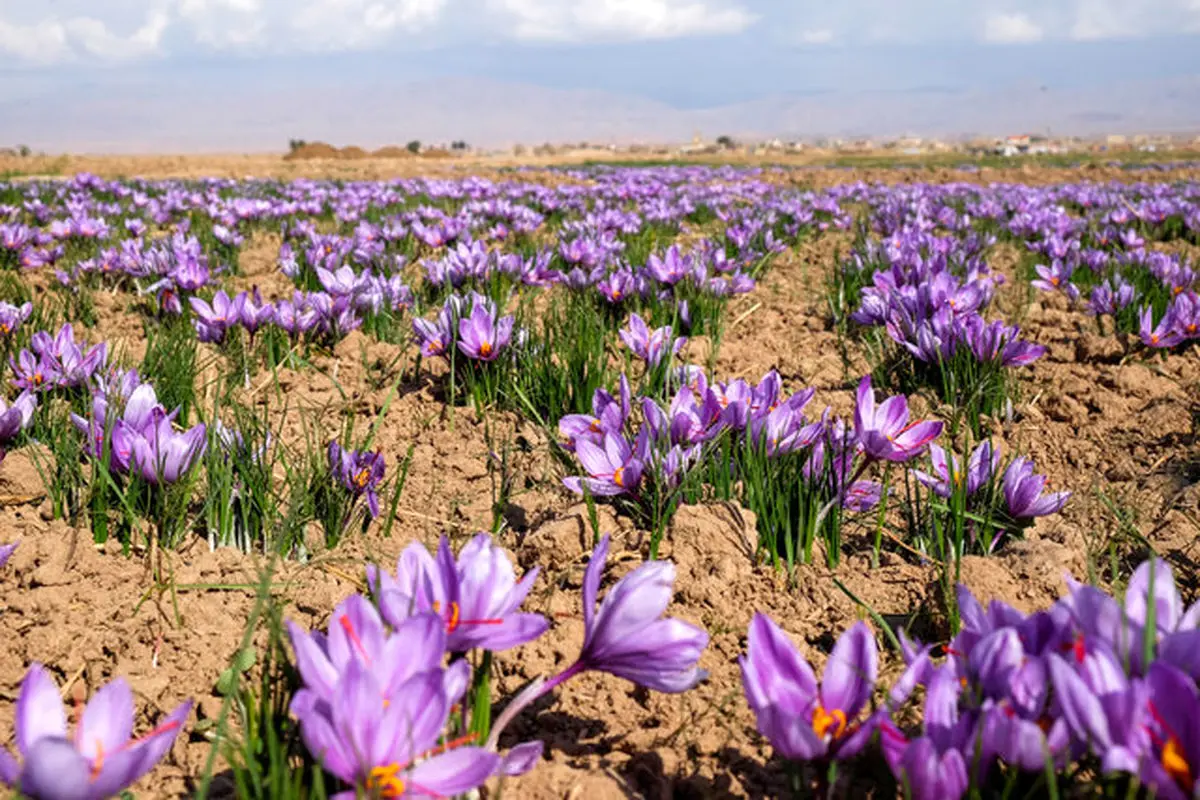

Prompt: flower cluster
[
  {"left": 742, "top": 557, "right": 1200, "bottom": 799},
  {"left": 70, "top": 374, "right": 206, "bottom": 485},
  {"left": 290, "top": 532, "right": 707, "bottom": 796},
  {"left": 11, "top": 324, "right": 107, "bottom": 393}
]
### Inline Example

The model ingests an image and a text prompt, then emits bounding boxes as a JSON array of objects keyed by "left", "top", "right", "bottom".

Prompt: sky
[{"left": 2, "top": 0, "right": 1200, "bottom": 151}]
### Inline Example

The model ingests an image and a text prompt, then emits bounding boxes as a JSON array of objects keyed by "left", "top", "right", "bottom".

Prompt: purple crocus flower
[
  {"left": 853, "top": 376, "right": 943, "bottom": 462},
  {"left": 412, "top": 307, "right": 453, "bottom": 359},
  {"left": 619, "top": 313, "right": 685, "bottom": 369},
  {"left": 740, "top": 614, "right": 878, "bottom": 761},
  {"left": 1047, "top": 651, "right": 1148, "bottom": 775},
  {"left": 1139, "top": 662, "right": 1200, "bottom": 799},
  {"left": 457, "top": 303, "right": 513, "bottom": 362},
  {"left": 1031, "top": 261, "right": 1074, "bottom": 293},
  {"left": 238, "top": 288, "right": 275, "bottom": 336},
  {"left": 121, "top": 415, "right": 208, "bottom": 485},
  {"left": 189, "top": 291, "right": 245, "bottom": 343},
  {"left": 328, "top": 442, "right": 385, "bottom": 517},
  {"left": 1002, "top": 456, "right": 1070, "bottom": 520},
  {"left": 0, "top": 390, "right": 36, "bottom": 445},
  {"left": 288, "top": 595, "right": 459, "bottom": 709},
  {"left": 563, "top": 534, "right": 707, "bottom": 692},
  {"left": 0, "top": 301, "right": 32, "bottom": 338},
  {"left": 0, "top": 663, "right": 192, "bottom": 800},
  {"left": 879, "top": 666, "right": 975, "bottom": 800},
  {"left": 367, "top": 533, "right": 549, "bottom": 653},
  {"left": 911, "top": 441, "right": 998, "bottom": 498},
  {"left": 1140, "top": 305, "right": 1184, "bottom": 349},
  {"left": 562, "top": 432, "right": 644, "bottom": 497},
  {"left": 292, "top": 661, "right": 498, "bottom": 800}
]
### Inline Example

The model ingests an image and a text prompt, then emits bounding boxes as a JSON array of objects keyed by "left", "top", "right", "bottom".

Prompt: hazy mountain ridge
[{"left": 4, "top": 74, "right": 1199, "bottom": 153}]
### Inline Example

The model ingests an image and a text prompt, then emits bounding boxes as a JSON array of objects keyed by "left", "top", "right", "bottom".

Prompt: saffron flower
[
  {"left": 328, "top": 442, "right": 385, "bottom": 518},
  {"left": 853, "top": 376, "right": 943, "bottom": 462},
  {"left": 457, "top": 303, "right": 513, "bottom": 362},
  {"left": 911, "top": 441, "right": 998, "bottom": 498},
  {"left": 0, "top": 540, "right": 16, "bottom": 568},
  {"left": 367, "top": 533, "right": 549, "bottom": 653},
  {"left": 116, "top": 414, "right": 207, "bottom": 485},
  {"left": 879, "top": 666, "right": 973, "bottom": 800},
  {"left": 0, "top": 300, "right": 32, "bottom": 338},
  {"left": 562, "top": 432, "right": 645, "bottom": 497},
  {"left": 1046, "top": 651, "right": 1148, "bottom": 775},
  {"left": 189, "top": 290, "right": 245, "bottom": 343},
  {"left": 1140, "top": 305, "right": 1183, "bottom": 349},
  {"left": 292, "top": 662, "right": 498, "bottom": 800},
  {"left": 619, "top": 313, "right": 685, "bottom": 369},
  {"left": 412, "top": 308, "right": 453, "bottom": 359},
  {"left": 0, "top": 664, "right": 192, "bottom": 800},
  {"left": 288, "top": 595, "right": 460, "bottom": 709},
  {"left": 740, "top": 614, "right": 878, "bottom": 761},
  {"left": 571, "top": 534, "right": 708, "bottom": 692},
  {"left": 1139, "top": 662, "right": 1200, "bottom": 799},
  {"left": 1002, "top": 456, "right": 1070, "bottom": 520},
  {"left": 0, "top": 390, "right": 36, "bottom": 445}
]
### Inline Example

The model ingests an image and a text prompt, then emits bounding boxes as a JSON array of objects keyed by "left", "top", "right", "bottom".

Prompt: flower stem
[{"left": 485, "top": 661, "right": 584, "bottom": 750}]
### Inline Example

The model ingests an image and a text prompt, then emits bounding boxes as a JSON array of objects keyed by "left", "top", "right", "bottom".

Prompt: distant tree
[
  {"left": 450, "top": 140, "right": 468, "bottom": 151},
  {"left": 17, "top": 145, "right": 31, "bottom": 157},
  {"left": 287, "top": 139, "right": 309, "bottom": 153},
  {"left": 716, "top": 135, "right": 735, "bottom": 149},
  {"left": 406, "top": 140, "right": 422, "bottom": 154}
]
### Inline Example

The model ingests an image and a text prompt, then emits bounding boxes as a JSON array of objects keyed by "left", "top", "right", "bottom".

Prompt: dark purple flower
[
  {"left": 328, "top": 442, "right": 385, "bottom": 518},
  {"left": 1002, "top": 457, "right": 1070, "bottom": 519}
]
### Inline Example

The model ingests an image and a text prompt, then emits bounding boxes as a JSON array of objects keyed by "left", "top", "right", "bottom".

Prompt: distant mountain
[{"left": 4, "top": 73, "right": 1199, "bottom": 153}]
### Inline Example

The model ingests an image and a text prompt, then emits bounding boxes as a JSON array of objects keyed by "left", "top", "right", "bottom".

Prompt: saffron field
[{"left": 0, "top": 160, "right": 1198, "bottom": 798}]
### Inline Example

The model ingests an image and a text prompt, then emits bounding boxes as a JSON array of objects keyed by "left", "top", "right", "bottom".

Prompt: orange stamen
[
  {"left": 366, "top": 764, "right": 407, "bottom": 798},
  {"left": 812, "top": 705, "right": 848, "bottom": 741},
  {"left": 1163, "top": 737, "right": 1194, "bottom": 789}
]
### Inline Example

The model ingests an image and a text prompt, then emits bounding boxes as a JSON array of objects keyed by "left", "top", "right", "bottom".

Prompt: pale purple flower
[
  {"left": 0, "top": 664, "right": 192, "bottom": 800},
  {"left": 853, "top": 376, "right": 942, "bottom": 462},
  {"left": 367, "top": 533, "right": 549, "bottom": 653},
  {"left": 619, "top": 313, "right": 685, "bottom": 369},
  {"left": 740, "top": 614, "right": 878, "bottom": 761}
]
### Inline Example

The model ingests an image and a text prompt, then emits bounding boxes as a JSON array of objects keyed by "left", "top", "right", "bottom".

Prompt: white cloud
[
  {"left": 66, "top": 9, "right": 170, "bottom": 60},
  {"left": 1, "top": 0, "right": 1199, "bottom": 67},
  {"left": 0, "top": 17, "right": 70, "bottom": 64},
  {"left": 798, "top": 28, "right": 834, "bottom": 44},
  {"left": 288, "top": 0, "right": 447, "bottom": 49},
  {"left": 984, "top": 11, "right": 1043, "bottom": 43},
  {"left": 0, "top": 7, "right": 168, "bottom": 64},
  {"left": 178, "top": 0, "right": 266, "bottom": 48},
  {"left": 488, "top": 0, "right": 756, "bottom": 42}
]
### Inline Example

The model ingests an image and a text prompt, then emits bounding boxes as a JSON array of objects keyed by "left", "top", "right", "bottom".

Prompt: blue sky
[{"left": 1, "top": 1, "right": 1199, "bottom": 150}]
